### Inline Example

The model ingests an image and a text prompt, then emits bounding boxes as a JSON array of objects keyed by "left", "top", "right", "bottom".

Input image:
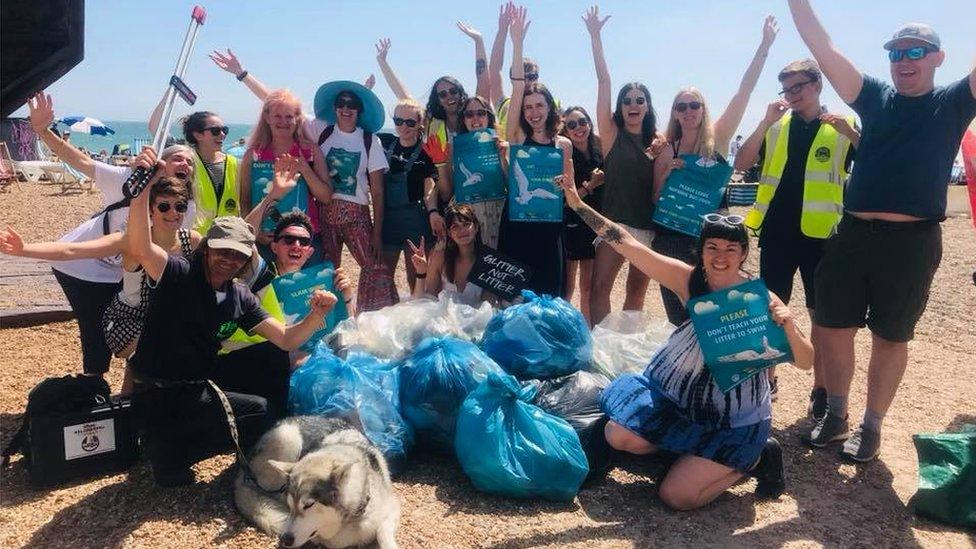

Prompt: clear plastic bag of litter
[
  {"left": 327, "top": 292, "right": 495, "bottom": 360},
  {"left": 590, "top": 311, "right": 673, "bottom": 379},
  {"left": 398, "top": 336, "right": 504, "bottom": 450},
  {"left": 455, "top": 371, "right": 589, "bottom": 501},
  {"left": 288, "top": 346, "right": 412, "bottom": 465},
  {"left": 480, "top": 290, "right": 593, "bottom": 380}
]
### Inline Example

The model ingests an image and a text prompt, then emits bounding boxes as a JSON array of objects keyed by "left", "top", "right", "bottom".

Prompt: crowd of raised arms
[{"left": 2, "top": 0, "right": 973, "bottom": 512}]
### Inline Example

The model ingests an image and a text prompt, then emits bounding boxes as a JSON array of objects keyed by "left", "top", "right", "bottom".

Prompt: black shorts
[
  {"left": 563, "top": 219, "right": 598, "bottom": 260},
  {"left": 814, "top": 215, "right": 942, "bottom": 343},
  {"left": 759, "top": 235, "right": 824, "bottom": 309}
]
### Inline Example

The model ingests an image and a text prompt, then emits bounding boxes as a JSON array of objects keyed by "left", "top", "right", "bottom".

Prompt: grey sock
[
  {"left": 826, "top": 394, "right": 848, "bottom": 419},
  {"left": 862, "top": 409, "right": 884, "bottom": 433}
]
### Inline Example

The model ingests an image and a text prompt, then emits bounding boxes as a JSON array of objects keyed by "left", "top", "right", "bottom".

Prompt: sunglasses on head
[
  {"left": 275, "top": 234, "right": 312, "bottom": 247},
  {"left": 622, "top": 96, "right": 646, "bottom": 106},
  {"left": 463, "top": 108, "right": 488, "bottom": 119},
  {"left": 703, "top": 213, "right": 745, "bottom": 226},
  {"left": 888, "top": 45, "right": 935, "bottom": 62},
  {"left": 436, "top": 87, "right": 461, "bottom": 99},
  {"left": 675, "top": 101, "right": 702, "bottom": 113},
  {"left": 202, "top": 125, "right": 229, "bottom": 136},
  {"left": 393, "top": 117, "right": 418, "bottom": 127},
  {"left": 335, "top": 97, "right": 361, "bottom": 110},
  {"left": 564, "top": 118, "right": 589, "bottom": 130},
  {"left": 155, "top": 201, "right": 188, "bottom": 213},
  {"left": 778, "top": 80, "right": 816, "bottom": 97}
]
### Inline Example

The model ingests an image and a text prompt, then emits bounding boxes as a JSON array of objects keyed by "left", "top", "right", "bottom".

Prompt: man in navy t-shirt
[{"left": 788, "top": 0, "right": 976, "bottom": 462}]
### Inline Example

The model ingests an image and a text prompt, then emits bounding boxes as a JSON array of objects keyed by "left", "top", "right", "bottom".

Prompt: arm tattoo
[
  {"left": 573, "top": 204, "right": 624, "bottom": 243},
  {"left": 476, "top": 58, "right": 487, "bottom": 75}
]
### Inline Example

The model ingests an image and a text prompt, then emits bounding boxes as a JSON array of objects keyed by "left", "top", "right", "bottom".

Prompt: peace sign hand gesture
[{"left": 407, "top": 237, "right": 428, "bottom": 275}]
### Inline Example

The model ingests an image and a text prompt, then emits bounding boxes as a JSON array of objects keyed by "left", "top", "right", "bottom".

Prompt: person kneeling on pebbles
[{"left": 125, "top": 149, "right": 340, "bottom": 487}]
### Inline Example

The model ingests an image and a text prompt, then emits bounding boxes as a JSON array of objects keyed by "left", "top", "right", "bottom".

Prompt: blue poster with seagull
[
  {"left": 452, "top": 128, "right": 506, "bottom": 203},
  {"left": 326, "top": 148, "right": 361, "bottom": 197},
  {"left": 652, "top": 154, "right": 733, "bottom": 237},
  {"left": 507, "top": 145, "right": 563, "bottom": 222},
  {"left": 250, "top": 161, "right": 310, "bottom": 233},
  {"left": 271, "top": 262, "right": 349, "bottom": 353},
  {"left": 687, "top": 279, "right": 794, "bottom": 393}
]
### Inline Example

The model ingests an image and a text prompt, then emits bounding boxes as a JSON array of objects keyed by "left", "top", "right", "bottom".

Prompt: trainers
[
  {"left": 752, "top": 437, "right": 785, "bottom": 499},
  {"left": 803, "top": 413, "right": 849, "bottom": 447},
  {"left": 769, "top": 377, "right": 779, "bottom": 402},
  {"left": 840, "top": 425, "right": 881, "bottom": 463},
  {"left": 808, "top": 387, "right": 828, "bottom": 420}
]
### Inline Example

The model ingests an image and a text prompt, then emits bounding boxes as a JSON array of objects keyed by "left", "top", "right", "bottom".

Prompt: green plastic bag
[{"left": 912, "top": 428, "right": 976, "bottom": 528}]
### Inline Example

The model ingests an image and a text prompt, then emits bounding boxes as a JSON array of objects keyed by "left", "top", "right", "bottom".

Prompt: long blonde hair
[
  {"left": 249, "top": 89, "right": 305, "bottom": 151},
  {"left": 665, "top": 87, "right": 714, "bottom": 159}
]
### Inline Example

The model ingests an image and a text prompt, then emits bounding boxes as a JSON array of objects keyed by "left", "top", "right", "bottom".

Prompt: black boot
[{"left": 751, "top": 437, "right": 785, "bottom": 499}]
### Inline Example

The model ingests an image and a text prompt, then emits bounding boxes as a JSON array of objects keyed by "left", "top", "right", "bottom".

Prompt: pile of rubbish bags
[
  {"left": 289, "top": 291, "right": 672, "bottom": 501},
  {"left": 590, "top": 311, "right": 673, "bottom": 379}
]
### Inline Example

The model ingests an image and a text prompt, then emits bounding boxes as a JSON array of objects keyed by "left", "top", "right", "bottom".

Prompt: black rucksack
[{"left": 2, "top": 375, "right": 112, "bottom": 467}]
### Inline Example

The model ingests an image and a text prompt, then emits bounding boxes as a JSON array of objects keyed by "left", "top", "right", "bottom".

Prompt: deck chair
[
  {"left": 42, "top": 162, "right": 92, "bottom": 194},
  {"left": 0, "top": 142, "right": 23, "bottom": 192}
]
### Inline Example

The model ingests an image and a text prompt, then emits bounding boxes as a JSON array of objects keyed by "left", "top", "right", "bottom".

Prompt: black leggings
[{"left": 52, "top": 269, "right": 121, "bottom": 374}]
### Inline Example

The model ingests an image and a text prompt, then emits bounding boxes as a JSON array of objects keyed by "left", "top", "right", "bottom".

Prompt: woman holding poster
[
  {"left": 497, "top": 6, "right": 574, "bottom": 298},
  {"left": 557, "top": 175, "right": 813, "bottom": 510},
  {"left": 651, "top": 15, "right": 779, "bottom": 325}
]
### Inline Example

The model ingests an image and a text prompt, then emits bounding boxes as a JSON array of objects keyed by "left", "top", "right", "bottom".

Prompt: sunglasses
[
  {"left": 436, "top": 87, "right": 461, "bottom": 99},
  {"left": 888, "top": 46, "right": 935, "bottom": 62},
  {"left": 564, "top": 118, "right": 589, "bottom": 130},
  {"left": 393, "top": 117, "right": 418, "bottom": 127},
  {"left": 155, "top": 201, "right": 188, "bottom": 213},
  {"left": 525, "top": 72, "right": 539, "bottom": 81},
  {"left": 202, "top": 125, "right": 229, "bottom": 136},
  {"left": 335, "top": 97, "right": 362, "bottom": 110},
  {"left": 463, "top": 109, "right": 489, "bottom": 119},
  {"left": 675, "top": 101, "right": 702, "bottom": 113},
  {"left": 275, "top": 234, "right": 312, "bottom": 247},
  {"left": 703, "top": 213, "right": 745, "bottom": 226},
  {"left": 778, "top": 80, "right": 816, "bottom": 97},
  {"left": 621, "top": 96, "right": 646, "bottom": 106}
]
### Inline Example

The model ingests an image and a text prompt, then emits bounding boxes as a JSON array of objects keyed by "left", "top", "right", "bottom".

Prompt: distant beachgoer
[
  {"left": 558, "top": 175, "right": 813, "bottom": 510},
  {"left": 24, "top": 92, "right": 196, "bottom": 377},
  {"left": 583, "top": 6, "right": 658, "bottom": 325},
  {"left": 788, "top": 0, "right": 976, "bottom": 462},
  {"left": 729, "top": 135, "right": 743, "bottom": 159}
]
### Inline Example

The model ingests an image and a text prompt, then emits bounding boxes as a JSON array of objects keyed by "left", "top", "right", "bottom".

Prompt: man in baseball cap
[{"left": 787, "top": 0, "right": 976, "bottom": 463}]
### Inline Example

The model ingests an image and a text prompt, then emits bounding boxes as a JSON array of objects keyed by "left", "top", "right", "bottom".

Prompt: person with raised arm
[
  {"left": 583, "top": 5, "right": 659, "bottom": 325},
  {"left": 498, "top": 6, "right": 574, "bottom": 298},
  {"left": 24, "top": 93, "right": 196, "bottom": 377},
  {"left": 556, "top": 174, "right": 813, "bottom": 510},
  {"left": 787, "top": 0, "right": 976, "bottom": 462},
  {"left": 123, "top": 149, "right": 340, "bottom": 487},
  {"left": 651, "top": 15, "right": 779, "bottom": 327},
  {"left": 734, "top": 58, "right": 859, "bottom": 415}
]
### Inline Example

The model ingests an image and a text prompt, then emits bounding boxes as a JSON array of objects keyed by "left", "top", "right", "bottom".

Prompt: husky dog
[{"left": 234, "top": 416, "right": 400, "bottom": 548}]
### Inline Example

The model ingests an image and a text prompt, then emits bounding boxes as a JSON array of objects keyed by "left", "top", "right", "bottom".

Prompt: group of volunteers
[{"left": 2, "top": 0, "right": 973, "bottom": 511}]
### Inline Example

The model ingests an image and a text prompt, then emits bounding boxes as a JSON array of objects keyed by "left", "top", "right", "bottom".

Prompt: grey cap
[
  {"left": 883, "top": 23, "right": 941, "bottom": 51},
  {"left": 205, "top": 216, "right": 255, "bottom": 257}
]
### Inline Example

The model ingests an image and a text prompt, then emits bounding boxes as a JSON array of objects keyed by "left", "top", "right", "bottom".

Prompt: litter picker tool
[{"left": 123, "top": 5, "right": 206, "bottom": 198}]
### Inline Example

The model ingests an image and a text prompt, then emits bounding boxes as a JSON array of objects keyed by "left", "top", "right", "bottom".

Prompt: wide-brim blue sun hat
[{"left": 314, "top": 80, "right": 385, "bottom": 134}]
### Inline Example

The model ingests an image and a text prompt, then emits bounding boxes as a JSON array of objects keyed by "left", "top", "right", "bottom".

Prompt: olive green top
[{"left": 600, "top": 130, "right": 655, "bottom": 230}]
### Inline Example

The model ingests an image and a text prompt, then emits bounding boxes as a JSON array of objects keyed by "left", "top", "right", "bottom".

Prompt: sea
[{"left": 65, "top": 120, "right": 254, "bottom": 155}]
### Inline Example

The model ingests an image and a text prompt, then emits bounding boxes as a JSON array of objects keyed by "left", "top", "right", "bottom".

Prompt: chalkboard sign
[{"left": 467, "top": 248, "right": 533, "bottom": 301}]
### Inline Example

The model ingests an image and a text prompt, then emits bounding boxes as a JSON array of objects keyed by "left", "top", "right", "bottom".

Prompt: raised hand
[
  {"left": 760, "top": 15, "right": 779, "bottom": 50},
  {"left": 589, "top": 167, "right": 605, "bottom": 189},
  {"left": 0, "top": 226, "right": 25, "bottom": 256},
  {"left": 271, "top": 154, "right": 300, "bottom": 199},
  {"left": 429, "top": 211, "right": 446, "bottom": 239},
  {"left": 457, "top": 21, "right": 483, "bottom": 41},
  {"left": 309, "top": 288, "right": 338, "bottom": 317},
  {"left": 498, "top": 2, "right": 515, "bottom": 31},
  {"left": 764, "top": 99, "right": 790, "bottom": 126},
  {"left": 820, "top": 113, "right": 854, "bottom": 136},
  {"left": 131, "top": 146, "right": 159, "bottom": 172},
  {"left": 582, "top": 5, "right": 610, "bottom": 37},
  {"left": 364, "top": 74, "right": 376, "bottom": 90},
  {"left": 645, "top": 133, "right": 669, "bottom": 160},
  {"left": 209, "top": 49, "right": 244, "bottom": 76},
  {"left": 509, "top": 5, "right": 530, "bottom": 45},
  {"left": 407, "top": 236, "right": 428, "bottom": 275},
  {"left": 375, "top": 38, "right": 392, "bottom": 62},
  {"left": 27, "top": 93, "right": 55, "bottom": 133},
  {"left": 555, "top": 173, "right": 581, "bottom": 206},
  {"left": 768, "top": 293, "right": 792, "bottom": 327},
  {"left": 334, "top": 267, "right": 354, "bottom": 303}
]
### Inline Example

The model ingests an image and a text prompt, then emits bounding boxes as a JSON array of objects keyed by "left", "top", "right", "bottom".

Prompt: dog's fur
[{"left": 234, "top": 416, "right": 400, "bottom": 548}]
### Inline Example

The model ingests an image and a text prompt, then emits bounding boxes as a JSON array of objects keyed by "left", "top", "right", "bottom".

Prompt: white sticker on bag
[{"left": 63, "top": 418, "right": 116, "bottom": 460}]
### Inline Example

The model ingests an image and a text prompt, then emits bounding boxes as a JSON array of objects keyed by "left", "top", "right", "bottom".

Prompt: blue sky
[{"left": 12, "top": 0, "right": 974, "bottom": 138}]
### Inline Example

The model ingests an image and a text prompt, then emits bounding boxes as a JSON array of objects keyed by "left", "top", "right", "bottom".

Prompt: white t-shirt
[
  {"left": 51, "top": 162, "right": 197, "bottom": 284},
  {"left": 305, "top": 119, "right": 388, "bottom": 206}
]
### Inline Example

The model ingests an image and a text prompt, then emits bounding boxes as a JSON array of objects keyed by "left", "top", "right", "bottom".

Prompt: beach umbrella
[{"left": 59, "top": 116, "right": 116, "bottom": 136}]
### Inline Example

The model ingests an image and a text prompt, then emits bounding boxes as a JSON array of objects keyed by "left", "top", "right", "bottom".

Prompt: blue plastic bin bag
[
  {"left": 481, "top": 290, "right": 593, "bottom": 379},
  {"left": 455, "top": 371, "right": 589, "bottom": 501},
  {"left": 289, "top": 346, "right": 412, "bottom": 464},
  {"left": 398, "top": 336, "right": 503, "bottom": 450}
]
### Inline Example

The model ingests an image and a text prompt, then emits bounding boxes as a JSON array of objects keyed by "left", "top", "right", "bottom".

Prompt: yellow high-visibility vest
[
  {"left": 192, "top": 152, "right": 240, "bottom": 233},
  {"left": 745, "top": 114, "right": 854, "bottom": 239},
  {"left": 219, "top": 272, "right": 286, "bottom": 354}
]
